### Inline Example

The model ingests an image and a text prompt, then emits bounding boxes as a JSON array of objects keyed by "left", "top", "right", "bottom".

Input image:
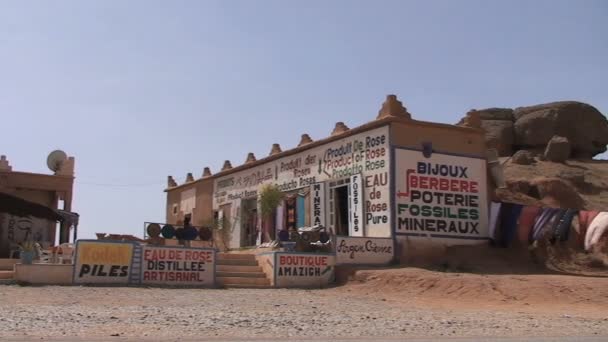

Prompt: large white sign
[
  {"left": 335, "top": 236, "right": 394, "bottom": 265},
  {"left": 394, "top": 149, "right": 489, "bottom": 241},
  {"left": 275, "top": 253, "right": 335, "bottom": 288},
  {"left": 213, "top": 126, "right": 391, "bottom": 237},
  {"left": 349, "top": 174, "right": 364, "bottom": 236},
  {"left": 73, "top": 241, "right": 134, "bottom": 285},
  {"left": 311, "top": 182, "right": 326, "bottom": 227}
]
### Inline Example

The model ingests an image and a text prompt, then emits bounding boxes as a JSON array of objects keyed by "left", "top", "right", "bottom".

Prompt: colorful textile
[
  {"left": 296, "top": 195, "right": 306, "bottom": 228},
  {"left": 489, "top": 202, "right": 502, "bottom": 241},
  {"left": 585, "top": 212, "right": 608, "bottom": 251},
  {"left": 578, "top": 211, "right": 600, "bottom": 246},
  {"left": 517, "top": 206, "right": 542, "bottom": 244},
  {"left": 497, "top": 203, "right": 523, "bottom": 247},
  {"left": 532, "top": 208, "right": 561, "bottom": 241},
  {"left": 551, "top": 209, "right": 577, "bottom": 244},
  {"left": 275, "top": 202, "right": 285, "bottom": 235}
]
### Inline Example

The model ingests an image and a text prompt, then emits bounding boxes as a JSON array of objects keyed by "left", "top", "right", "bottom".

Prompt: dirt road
[{"left": 1, "top": 268, "right": 607, "bottom": 341}]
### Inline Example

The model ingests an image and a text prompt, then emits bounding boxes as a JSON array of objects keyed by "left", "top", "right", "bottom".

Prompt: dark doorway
[{"left": 334, "top": 185, "right": 349, "bottom": 236}]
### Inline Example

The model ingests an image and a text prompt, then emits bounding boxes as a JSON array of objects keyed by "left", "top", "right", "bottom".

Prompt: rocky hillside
[{"left": 458, "top": 101, "right": 608, "bottom": 210}]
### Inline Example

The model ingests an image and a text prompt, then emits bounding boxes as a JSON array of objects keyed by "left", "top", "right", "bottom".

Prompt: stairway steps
[
  {"left": 217, "top": 265, "right": 263, "bottom": 273},
  {"left": 217, "top": 253, "right": 256, "bottom": 261},
  {"left": 221, "top": 283, "right": 273, "bottom": 289},
  {"left": 217, "top": 271, "right": 266, "bottom": 278},
  {"left": 0, "top": 271, "right": 15, "bottom": 280},
  {"left": 0, "top": 259, "right": 17, "bottom": 271},
  {"left": 217, "top": 259, "right": 258, "bottom": 266},
  {"left": 217, "top": 276, "right": 270, "bottom": 286}
]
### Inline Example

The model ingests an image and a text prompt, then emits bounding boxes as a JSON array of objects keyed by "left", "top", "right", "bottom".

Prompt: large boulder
[
  {"left": 544, "top": 136, "right": 571, "bottom": 162},
  {"left": 475, "top": 108, "right": 514, "bottom": 121},
  {"left": 511, "top": 150, "right": 535, "bottom": 165},
  {"left": 481, "top": 120, "right": 515, "bottom": 156},
  {"left": 513, "top": 101, "right": 608, "bottom": 158}
]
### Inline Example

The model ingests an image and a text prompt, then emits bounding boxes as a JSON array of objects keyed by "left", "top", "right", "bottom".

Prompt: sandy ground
[{"left": 1, "top": 268, "right": 607, "bottom": 341}]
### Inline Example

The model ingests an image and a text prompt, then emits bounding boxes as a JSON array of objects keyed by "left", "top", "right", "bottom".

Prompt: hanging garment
[
  {"left": 531, "top": 208, "right": 561, "bottom": 241},
  {"left": 497, "top": 203, "right": 523, "bottom": 247},
  {"left": 517, "top": 206, "right": 542, "bottom": 245},
  {"left": 285, "top": 196, "right": 297, "bottom": 232},
  {"left": 275, "top": 202, "right": 285, "bottom": 238},
  {"left": 578, "top": 211, "right": 600, "bottom": 247},
  {"left": 585, "top": 212, "right": 608, "bottom": 251},
  {"left": 550, "top": 209, "right": 577, "bottom": 244},
  {"left": 296, "top": 195, "right": 306, "bottom": 228},
  {"left": 488, "top": 202, "right": 502, "bottom": 242}
]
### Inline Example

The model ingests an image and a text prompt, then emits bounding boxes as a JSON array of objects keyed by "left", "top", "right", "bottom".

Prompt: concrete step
[
  {"left": 217, "top": 253, "right": 256, "bottom": 261},
  {"left": 0, "top": 270, "right": 15, "bottom": 280},
  {"left": 217, "top": 259, "right": 258, "bottom": 266},
  {"left": 0, "top": 258, "right": 17, "bottom": 271},
  {"left": 217, "top": 277, "right": 270, "bottom": 286},
  {"left": 221, "top": 283, "right": 273, "bottom": 289},
  {"left": 217, "top": 265, "right": 263, "bottom": 273},
  {"left": 217, "top": 271, "right": 266, "bottom": 278}
]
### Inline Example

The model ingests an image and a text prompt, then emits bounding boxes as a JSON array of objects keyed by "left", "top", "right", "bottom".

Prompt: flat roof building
[{"left": 165, "top": 95, "right": 490, "bottom": 260}]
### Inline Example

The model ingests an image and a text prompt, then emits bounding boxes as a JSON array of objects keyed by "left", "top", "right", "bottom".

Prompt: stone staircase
[
  {"left": 0, "top": 259, "right": 17, "bottom": 284},
  {"left": 216, "top": 253, "right": 271, "bottom": 288}
]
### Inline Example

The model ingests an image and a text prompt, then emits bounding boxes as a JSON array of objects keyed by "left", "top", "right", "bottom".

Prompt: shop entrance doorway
[
  {"left": 240, "top": 198, "right": 258, "bottom": 247},
  {"left": 328, "top": 177, "right": 351, "bottom": 236}
]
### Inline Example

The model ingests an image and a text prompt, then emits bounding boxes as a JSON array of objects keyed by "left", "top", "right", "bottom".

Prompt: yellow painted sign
[{"left": 74, "top": 241, "right": 134, "bottom": 284}]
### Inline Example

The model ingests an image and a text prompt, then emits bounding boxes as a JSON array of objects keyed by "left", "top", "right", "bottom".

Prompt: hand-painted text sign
[
  {"left": 73, "top": 241, "right": 133, "bottom": 284},
  {"left": 141, "top": 246, "right": 215, "bottom": 286},
  {"left": 275, "top": 253, "right": 335, "bottom": 287},
  {"left": 335, "top": 236, "right": 393, "bottom": 265},
  {"left": 395, "top": 149, "right": 488, "bottom": 240}
]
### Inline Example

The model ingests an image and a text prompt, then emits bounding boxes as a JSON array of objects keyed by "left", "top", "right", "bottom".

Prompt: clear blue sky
[{"left": 1, "top": 0, "right": 606, "bottom": 239}]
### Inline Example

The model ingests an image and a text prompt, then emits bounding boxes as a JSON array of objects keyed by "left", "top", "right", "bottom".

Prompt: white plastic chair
[
  {"left": 34, "top": 243, "right": 53, "bottom": 263},
  {"left": 56, "top": 243, "right": 75, "bottom": 264}
]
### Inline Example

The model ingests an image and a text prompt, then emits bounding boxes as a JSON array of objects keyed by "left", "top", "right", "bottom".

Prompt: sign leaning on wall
[
  {"left": 311, "top": 182, "right": 326, "bottom": 227},
  {"left": 335, "top": 236, "right": 394, "bottom": 265},
  {"left": 141, "top": 246, "right": 215, "bottom": 286},
  {"left": 394, "top": 148, "right": 489, "bottom": 241},
  {"left": 348, "top": 174, "right": 364, "bottom": 236},
  {"left": 275, "top": 252, "right": 335, "bottom": 288},
  {"left": 73, "top": 240, "right": 134, "bottom": 284}
]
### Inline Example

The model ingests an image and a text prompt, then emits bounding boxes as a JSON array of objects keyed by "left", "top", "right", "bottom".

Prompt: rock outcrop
[{"left": 459, "top": 101, "right": 608, "bottom": 158}]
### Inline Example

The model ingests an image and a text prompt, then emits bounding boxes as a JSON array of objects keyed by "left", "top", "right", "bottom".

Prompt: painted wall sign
[
  {"left": 213, "top": 126, "right": 391, "bottom": 238},
  {"left": 0, "top": 214, "right": 53, "bottom": 257},
  {"left": 311, "top": 182, "right": 326, "bottom": 227},
  {"left": 141, "top": 246, "right": 215, "bottom": 286},
  {"left": 349, "top": 174, "right": 364, "bottom": 236},
  {"left": 73, "top": 241, "right": 134, "bottom": 284},
  {"left": 335, "top": 236, "right": 394, "bottom": 265},
  {"left": 394, "top": 149, "right": 489, "bottom": 241},
  {"left": 275, "top": 252, "right": 335, "bottom": 288}
]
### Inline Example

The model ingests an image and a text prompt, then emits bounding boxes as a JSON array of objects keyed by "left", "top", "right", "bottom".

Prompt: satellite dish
[{"left": 47, "top": 150, "right": 68, "bottom": 172}]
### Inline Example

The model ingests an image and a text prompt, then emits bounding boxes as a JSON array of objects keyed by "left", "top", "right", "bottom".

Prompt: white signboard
[
  {"left": 311, "top": 182, "right": 326, "bottom": 227},
  {"left": 335, "top": 236, "right": 394, "bottom": 265},
  {"left": 141, "top": 246, "right": 215, "bottom": 286},
  {"left": 275, "top": 253, "right": 335, "bottom": 288},
  {"left": 213, "top": 126, "right": 391, "bottom": 237},
  {"left": 395, "top": 149, "right": 489, "bottom": 241},
  {"left": 349, "top": 174, "right": 364, "bottom": 236},
  {"left": 73, "top": 241, "right": 134, "bottom": 284}
]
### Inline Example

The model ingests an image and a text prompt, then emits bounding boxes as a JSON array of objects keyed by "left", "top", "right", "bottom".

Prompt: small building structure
[
  {"left": 0, "top": 153, "right": 77, "bottom": 258},
  {"left": 165, "top": 95, "right": 490, "bottom": 261}
]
